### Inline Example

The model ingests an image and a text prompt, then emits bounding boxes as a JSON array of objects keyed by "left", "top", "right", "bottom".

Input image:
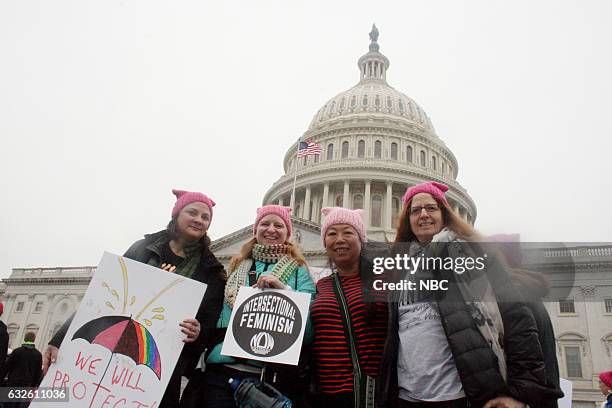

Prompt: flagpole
[{"left": 289, "top": 138, "right": 300, "bottom": 214}]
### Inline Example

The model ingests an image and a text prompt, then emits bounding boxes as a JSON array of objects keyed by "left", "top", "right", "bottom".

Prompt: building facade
[{"left": 262, "top": 25, "right": 476, "bottom": 242}]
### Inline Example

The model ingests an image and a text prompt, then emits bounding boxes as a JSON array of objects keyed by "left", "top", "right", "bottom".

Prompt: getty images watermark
[{"left": 359, "top": 241, "right": 586, "bottom": 303}]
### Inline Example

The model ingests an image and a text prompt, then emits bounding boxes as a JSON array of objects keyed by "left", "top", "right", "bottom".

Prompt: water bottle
[{"left": 228, "top": 377, "right": 292, "bottom": 408}]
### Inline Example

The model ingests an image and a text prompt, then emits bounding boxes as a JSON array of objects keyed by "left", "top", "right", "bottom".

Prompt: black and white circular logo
[{"left": 232, "top": 291, "right": 302, "bottom": 357}]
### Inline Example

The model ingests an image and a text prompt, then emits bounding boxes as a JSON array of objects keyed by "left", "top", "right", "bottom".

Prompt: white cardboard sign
[
  {"left": 32, "top": 252, "right": 207, "bottom": 407},
  {"left": 221, "top": 287, "right": 311, "bottom": 365}
]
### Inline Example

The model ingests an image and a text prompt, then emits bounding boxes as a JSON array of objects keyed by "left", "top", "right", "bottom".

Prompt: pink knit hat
[
  {"left": 253, "top": 205, "right": 293, "bottom": 238},
  {"left": 402, "top": 181, "right": 449, "bottom": 207},
  {"left": 600, "top": 371, "right": 612, "bottom": 388},
  {"left": 321, "top": 207, "right": 367, "bottom": 245},
  {"left": 171, "top": 189, "right": 216, "bottom": 219}
]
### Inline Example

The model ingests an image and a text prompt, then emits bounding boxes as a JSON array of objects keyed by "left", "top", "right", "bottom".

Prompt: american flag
[{"left": 297, "top": 140, "right": 322, "bottom": 157}]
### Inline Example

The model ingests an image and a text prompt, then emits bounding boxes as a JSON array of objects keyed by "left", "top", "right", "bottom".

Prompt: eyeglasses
[{"left": 409, "top": 204, "right": 440, "bottom": 216}]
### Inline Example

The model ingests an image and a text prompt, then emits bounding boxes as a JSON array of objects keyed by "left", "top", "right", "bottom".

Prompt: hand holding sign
[
  {"left": 253, "top": 275, "right": 285, "bottom": 289},
  {"left": 221, "top": 287, "right": 311, "bottom": 365}
]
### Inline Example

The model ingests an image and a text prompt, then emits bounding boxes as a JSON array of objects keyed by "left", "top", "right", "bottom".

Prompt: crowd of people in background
[{"left": 0, "top": 183, "right": 607, "bottom": 407}]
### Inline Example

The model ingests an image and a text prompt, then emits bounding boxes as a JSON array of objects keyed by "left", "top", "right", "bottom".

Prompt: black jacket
[
  {"left": 377, "top": 242, "right": 563, "bottom": 408},
  {"left": 2, "top": 343, "right": 42, "bottom": 387},
  {"left": 50, "top": 230, "right": 226, "bottom": 376},
  {"left": 511, "top": 269, "right": 561, "bottom": 408}
]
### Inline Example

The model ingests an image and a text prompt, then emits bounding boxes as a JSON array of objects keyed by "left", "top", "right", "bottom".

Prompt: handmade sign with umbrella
[
  {"left": 71, "top": 256, "right": 184, "bottom": 402},
  {"left": 72, "top": 315, "right": 162, "bottom": 379}
]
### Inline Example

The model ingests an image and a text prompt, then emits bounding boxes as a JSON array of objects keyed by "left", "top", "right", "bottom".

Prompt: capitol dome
[{"left": 263, "top": 25, "right": 476, "bottom": 241}]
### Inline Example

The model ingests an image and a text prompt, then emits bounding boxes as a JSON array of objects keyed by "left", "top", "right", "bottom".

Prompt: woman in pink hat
[
  {"left": 377, "top": 181, "right": 562, "bottom": 408},
  {"left": 43, "top": 189, "right": 226, "bottom": 408},
  {"left": 309, "top": 207, "right": 388, "bottom": 408},
  {"left": 600, "top": 371, "right": 612, "bottom": 408},
  {"left": 197, "top": 205, "right": 315, "bottom": 408}
]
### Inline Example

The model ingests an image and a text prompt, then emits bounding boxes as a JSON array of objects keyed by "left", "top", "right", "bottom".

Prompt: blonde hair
[{"left": 228, "top": 237, "right": 307, "bottom": 273}]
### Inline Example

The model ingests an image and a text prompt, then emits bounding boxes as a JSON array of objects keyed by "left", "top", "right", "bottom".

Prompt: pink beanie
[
  {"left": 253, "top": 205, "right": 293, "bottom": 238},
  {"left": 600, "top": 371, "right": 612, "bottom": 388},
  {"left": 321, "top": 207, "right": 367, "bottom": 245},
  {"left": 171, "top": 189, "right": 216, "bottom": 219},
  {"left": 402, "top": 181, "right": 449, "bottom": 207}
]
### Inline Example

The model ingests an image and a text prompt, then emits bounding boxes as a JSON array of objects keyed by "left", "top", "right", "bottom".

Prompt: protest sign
[
  {"left": 221, "top": 287, "right": 311, "bottom": 365},
  {"left": 32, "top": 252, "right": 207, "bottom": 408}
]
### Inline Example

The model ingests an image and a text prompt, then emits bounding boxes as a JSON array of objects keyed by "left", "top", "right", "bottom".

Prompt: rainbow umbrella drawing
[{"left": 72, "top": 315, "right": 162, "bottom": 379}]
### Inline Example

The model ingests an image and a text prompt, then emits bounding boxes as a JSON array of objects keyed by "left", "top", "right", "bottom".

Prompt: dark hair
[
  {"left": 166, "top": 218, "right": 211, "bottom": 247},
  {"left": 24, "top": 332, "right": 36, "bottom": 342}
]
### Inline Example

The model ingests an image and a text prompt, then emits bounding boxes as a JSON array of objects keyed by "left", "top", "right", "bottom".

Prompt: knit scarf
[
  {"left": 224, "top": 244, "right": 300, "bottom": 308},
  {"left": 431, "top": 228, "right": 508, "bottom": 381},
  {"left": 146, "top": 232, "right": 202, "bottom": 278}
]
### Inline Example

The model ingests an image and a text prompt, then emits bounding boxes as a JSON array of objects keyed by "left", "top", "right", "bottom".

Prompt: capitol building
[{"left": 2, "top": 27, "right": 611, "bottom": 407}]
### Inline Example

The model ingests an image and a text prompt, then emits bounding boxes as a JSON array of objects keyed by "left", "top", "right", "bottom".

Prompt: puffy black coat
[{"left": 376, "top": 242, "right": 563, "bottom": 408}]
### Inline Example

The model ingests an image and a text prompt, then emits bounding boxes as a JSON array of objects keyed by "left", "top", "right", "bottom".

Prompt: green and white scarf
[{"left": 224, "top": 244, "right": 300, "bottom": 308}]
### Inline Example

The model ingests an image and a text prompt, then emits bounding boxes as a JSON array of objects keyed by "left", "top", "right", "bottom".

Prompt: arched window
[
  {"left": 329, "top": 100, "right": 336, "bottom": 115},
  {"left": 406, "top": 146, "right": 413, "bottom": 163},
  {"left": 353, "top": 194, "right": 364, "bottom": 210},
  {"left": 387, "top": 96, "right": 392, "bottom": 108},
  {"left": 335, "top": 194, "right": 343, "bottom": 207},
  {"left": 420, "top": 151, "right": 426, "bottom": 166},
  {"left": 314, "top": 154, "right": 319, "bottom": 163},
  {"left": 342, "top": 141, "right": 349, "bottom": 158},
  {"left": 362, "top": 94, "right": 368, "bottom": 106},
  {"left": 339, "top": 98, "right": 345, "bottom": 111},
  {"left": 357, "top": 140, "right": 365, "bottom": 158},
  {"left": 557, "top": 333, "right": 588, "bottom": 379},
  {"left": 442, "top": 162, "right": 446, "bottom": 174},
  {"left": 431, "top": 156, "right": 437, "bottom": 171},
  {"left": 391, "top": 143, "right": 398, "bottom": 160},
  {"left": 371, "top": 195, "right": 382, "bottom": 227},
  {"left": 296, "top": 204, "right": 301, "bottom": 218},
  {"left": 327, "top": 144, "right": 334, "bottom": 160},
  {"left": 398, "top": 99, "right": 404, "bottom": 113},
  {"left": 351, "top": 95, "right": 356, "bottom": 107},
  {"left": 375, "top": 95, "right": 380, "bottom": 107},
  {"left": 392, "top": 197, "right": 400, "bottom": 227},
  {"left": 374, "top": 140, "right": 382, "bottom": 159},
  {"left": 303, "top": 156, "right": 308, "bottom": 166}
]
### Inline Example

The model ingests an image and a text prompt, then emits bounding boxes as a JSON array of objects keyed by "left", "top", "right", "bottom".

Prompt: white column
[
  {"left": 299, "top": 192, "right": 305, "bottom": 219},
  {"left": 304, "top": 186, "right": 311, "bottom": 221},
  {"left": 343, "top": 181, "right": 350, "bottom": 208},
  {"left": 323, "top": 182, "right": 330, "bottom": 207},
  {"left": 364, "top": 180, "right": 371, "bottom": 227},
  {"left": 385, "top": 181, "right": 393, "bottom": 229}
]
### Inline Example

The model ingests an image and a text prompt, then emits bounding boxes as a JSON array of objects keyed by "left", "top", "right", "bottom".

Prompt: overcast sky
[{"left": 1, "top": 0, "right": 610, "bottom": 278}]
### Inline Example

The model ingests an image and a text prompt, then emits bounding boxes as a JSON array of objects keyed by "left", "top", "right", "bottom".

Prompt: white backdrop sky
[{"left": 1, "top": 0, "right": 610, "bottom": 278}]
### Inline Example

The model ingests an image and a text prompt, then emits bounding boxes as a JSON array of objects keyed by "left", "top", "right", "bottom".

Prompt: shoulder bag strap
[{"left": 332, "top": 273, "right": 365, "bottom": 408}]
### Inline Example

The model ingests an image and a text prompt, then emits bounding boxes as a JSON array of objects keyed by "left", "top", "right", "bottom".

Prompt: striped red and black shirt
[{"left": 310, "top": 273, "right": 388, "bottom": 394}]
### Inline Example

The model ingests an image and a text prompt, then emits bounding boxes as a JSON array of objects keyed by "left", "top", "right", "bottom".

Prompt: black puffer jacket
[
  {"left": 50, "top": 230, "right": 226, "bottom": 376},
  {"left": 376, "top": 242, "right": 563, "bottom": 408}
]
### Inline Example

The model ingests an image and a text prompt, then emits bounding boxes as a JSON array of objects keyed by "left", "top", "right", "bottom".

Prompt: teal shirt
[{"left": 207, "top": 260, "right": 316, "bottom": 365}]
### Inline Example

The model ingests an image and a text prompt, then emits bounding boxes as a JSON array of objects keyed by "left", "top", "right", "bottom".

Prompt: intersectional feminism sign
[
  {"left": 32, "top": 252, "right": 207, "bottom": 408},
  {"left": 221, "top": 287, "right": 311, "bottom": 365}
]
